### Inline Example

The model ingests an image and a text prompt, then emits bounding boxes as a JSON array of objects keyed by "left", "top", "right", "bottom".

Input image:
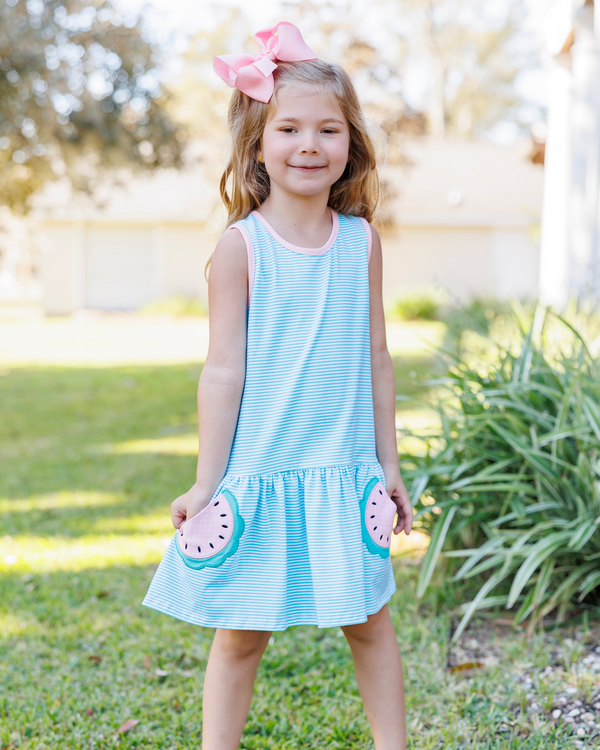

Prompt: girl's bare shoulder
[
  {"left": 214, "top": 226, "right": 248, "bottom": 259},
  {"left": 209, "top": 227, "right": 248, "bottom": 284}
]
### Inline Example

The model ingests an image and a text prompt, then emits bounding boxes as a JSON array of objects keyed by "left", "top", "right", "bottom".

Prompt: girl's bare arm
[
  {"left": 368, "top": 225, "right": 413, "bottom": 535},
  {"left": 171, "top": 229, "right": 248, "bottom": 528}
]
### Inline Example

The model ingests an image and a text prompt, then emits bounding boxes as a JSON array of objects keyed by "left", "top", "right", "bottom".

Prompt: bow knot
[{"left": 213, "top": 21, "right": 318, "bottom": 103}]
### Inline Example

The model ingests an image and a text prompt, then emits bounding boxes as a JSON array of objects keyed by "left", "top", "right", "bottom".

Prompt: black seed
[
  {"left": 215, "top": 501, "right": 219, "bottom": 506},
  {"left": 387, "top": 537, "right": 390, "bottom": 542},
  {"left": 209, "top": 543, "right": 214, "bottom": 549},
  {"left": 379, "top": 490, "right": 383, "bottom": 494},
  {"left": 374, "top": 526, "right": 377, "bottom": 530},
  {"left": 222, "top": 525, "right": 228, "bottom": 528},
  {"left": 185, "top": 544, "right": 187, "bottom": 550},
  {"left": 370, "top": 515, "right": 375, "bottom": 519},
  {"left": 220, "top": 514, "right": 227, "bottom": 517},
  {"left": 198, "top": 546, "right": 201, "bottom": 553},
  {"left": 380, "top": 534, "right": 383, "bottom": 540},
  {"left": 371, "top": 501, "right": 377, "bottom": 506},
  {"left": 180, "top": 532, "right": 183, "bottom": 536},
  {"left": 219, "top": 535, "right": 224, "bottom": 539}
]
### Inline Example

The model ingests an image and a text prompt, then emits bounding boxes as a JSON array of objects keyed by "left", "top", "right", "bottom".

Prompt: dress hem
[{"left": 140, "top": 580, "right": 397, "bottom": 632}]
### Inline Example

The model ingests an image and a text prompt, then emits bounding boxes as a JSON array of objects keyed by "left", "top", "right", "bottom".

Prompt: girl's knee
[
  {"left": 341, "top": 605, "right": 391, "bottom": 645},
  {"left": 214, "top": 628, "right": 272, "bottom": 661}
]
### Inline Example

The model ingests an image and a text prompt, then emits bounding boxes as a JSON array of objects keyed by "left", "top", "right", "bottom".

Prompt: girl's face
[{"left": 261, "top": 84, "right": 350, "bottom": 199}]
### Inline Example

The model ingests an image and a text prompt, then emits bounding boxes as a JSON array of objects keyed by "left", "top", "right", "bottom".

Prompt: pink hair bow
[{"left": 213, "top": 21, "right": 318, "bottom": 103}]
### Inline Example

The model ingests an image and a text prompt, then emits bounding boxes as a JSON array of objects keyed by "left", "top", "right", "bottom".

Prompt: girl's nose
[{"left": 299, "top": 135, "right": 319, "bottom": 154}]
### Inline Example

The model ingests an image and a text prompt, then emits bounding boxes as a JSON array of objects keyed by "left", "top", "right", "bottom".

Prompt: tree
[
  {"left": 0, "top": 0, "right": 186, "bottom": 214},
  {"left": 283, "top": 0, "right": 542, "bottom": 141},
  {"left": 399, "top": 0, "right": 539, "bottom": 139}
]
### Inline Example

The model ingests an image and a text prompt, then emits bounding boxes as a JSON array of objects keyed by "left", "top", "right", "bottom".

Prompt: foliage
[
  {"left": 400, "top": 304, "right": 600, "bottom": 641},
  {"left": 394, "top": 0, "right": 540, "bottom": 138},
  {"left": 389, "top": 288, "right": 444, "bottom": 321},
  {"left": 0, "top": 0, "right": 185, "bottom": 213},
  {"left": 442, "top": 297, "right": 517, "bottom": 336},
  {"left": 288, "top": 0, "right": 541, "bottom": 140}
]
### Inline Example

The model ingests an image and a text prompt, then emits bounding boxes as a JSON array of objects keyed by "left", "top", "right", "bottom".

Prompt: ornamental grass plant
[{"left": 400, "top": 302, "right": 600, "bottom": 642}]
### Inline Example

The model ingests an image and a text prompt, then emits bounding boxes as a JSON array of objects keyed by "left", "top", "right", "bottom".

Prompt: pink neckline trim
[{"left": 251, "top": 208, "right": 339, "bottom": 255}]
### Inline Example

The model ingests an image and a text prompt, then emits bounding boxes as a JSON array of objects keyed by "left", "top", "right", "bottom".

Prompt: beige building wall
[
  {"left": 38, "top": 219, "right": 216, "bottom": 315},
  {"left": 38, "top": 218, "right": 539, "bottom": 314},
  {"left": 38, "top": 222, "right": 84, "bottom": 315},
  {"left": 161, "top": 224, "right": 215, "bottom": 300},
  {"left": 380, "top": 224, "right": 539, "bottom": 304}
]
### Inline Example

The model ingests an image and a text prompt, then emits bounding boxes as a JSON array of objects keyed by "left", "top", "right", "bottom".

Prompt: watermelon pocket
[
  {"left": 175, "top": 488, "right": 245, "bottom": 570},
  {"left": 359, "top": 477, "right": 397, "bottom": 558}
]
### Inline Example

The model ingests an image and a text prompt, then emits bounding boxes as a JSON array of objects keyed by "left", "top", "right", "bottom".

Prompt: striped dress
[{"left": 142, "top": 208, "right": 397, "bottom": 630}]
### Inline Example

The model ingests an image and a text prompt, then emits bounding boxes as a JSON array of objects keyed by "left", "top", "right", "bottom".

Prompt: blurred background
[{"left": 1, "top": 0, "right": 597, "bottom": 320}]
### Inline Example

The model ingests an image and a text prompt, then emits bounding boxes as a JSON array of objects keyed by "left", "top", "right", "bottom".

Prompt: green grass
[{"left": 0, "top": 361, "right": 596, "bottom": 748}]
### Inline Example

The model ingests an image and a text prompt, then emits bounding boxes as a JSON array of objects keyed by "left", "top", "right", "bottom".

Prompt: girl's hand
[
  {"left": 170, "top": 483, "right": 213, "bottom": 530},
  {"left": 382, "top": 466, "right": 414, "bottom": 536}
]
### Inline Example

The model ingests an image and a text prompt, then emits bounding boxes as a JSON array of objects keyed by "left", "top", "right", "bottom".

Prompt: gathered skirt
[{"left": 142, "top": 462, "right": 397, "bottom": 631}]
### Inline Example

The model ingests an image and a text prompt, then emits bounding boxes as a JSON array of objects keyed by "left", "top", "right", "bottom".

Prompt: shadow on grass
[{"left": 1, "top": 364, "right": 204, "bottom": 540}]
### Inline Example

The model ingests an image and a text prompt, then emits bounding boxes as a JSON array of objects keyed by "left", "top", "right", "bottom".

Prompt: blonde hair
[{"left": 205, "top": 59, "right": 380, "bottom": 279}]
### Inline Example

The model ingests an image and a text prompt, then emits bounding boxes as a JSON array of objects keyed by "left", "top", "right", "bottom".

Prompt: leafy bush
[
  {"left": 441, "top": 297, "right": 517, "bottom": 336},
  {"left": 139, "top": 295, "right": 208, "bottom": 317},
  {"left": 389, "top": 288, "right": 444, "bottom": 321},
  {"left": 399, "top": 304, "right": 600, "bottom": 641}
]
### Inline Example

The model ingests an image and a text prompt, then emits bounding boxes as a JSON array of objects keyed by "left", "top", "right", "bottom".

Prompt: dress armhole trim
[
  {"left": 358, "top": 217, "right": 372, "bottom": 263},
  {"left": 227, "top": 224, "right": 254, "bottom": 308}
]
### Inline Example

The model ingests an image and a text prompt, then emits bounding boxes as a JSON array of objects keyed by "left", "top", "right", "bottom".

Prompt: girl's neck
[{"left": 257, "top": 190, "right": 333, "bottom": 249}]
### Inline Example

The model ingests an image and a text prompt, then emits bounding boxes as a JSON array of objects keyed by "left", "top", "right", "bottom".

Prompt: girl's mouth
[{"left": 290, "top": 165, "right": 326, "bottom": 172}]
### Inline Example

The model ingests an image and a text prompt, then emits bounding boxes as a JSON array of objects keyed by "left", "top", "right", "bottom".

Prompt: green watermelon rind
[
  {"left": 359, "top": 476, "right": 391, "bottom": 559},
  {"left": 175, "top": 488, "right": 245, "bottom": 570}
]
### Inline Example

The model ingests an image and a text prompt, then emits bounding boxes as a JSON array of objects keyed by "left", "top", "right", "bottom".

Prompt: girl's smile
[{"left": 289, "top": 164, "right": 326, "bottom": 172}]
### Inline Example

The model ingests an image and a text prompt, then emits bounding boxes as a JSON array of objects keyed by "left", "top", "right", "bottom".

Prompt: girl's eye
[{"left": 279, "top": 127, "right": 338, "bottom": 134}]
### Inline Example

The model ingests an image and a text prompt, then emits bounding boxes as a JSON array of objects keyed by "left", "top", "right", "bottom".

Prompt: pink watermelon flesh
[
  {"left": 365, "top": 482, "right": 397, "bottom": 548},
  {"left": 177, "top": 494, "right": 234, "bottom": 560}
]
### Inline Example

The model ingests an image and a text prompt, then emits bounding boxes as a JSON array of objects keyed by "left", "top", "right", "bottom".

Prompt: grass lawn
[{"left": 1, "top": 317, "right": 599, "bottom": 748}]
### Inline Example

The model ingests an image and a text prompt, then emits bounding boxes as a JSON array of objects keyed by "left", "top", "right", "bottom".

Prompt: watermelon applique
[
  {"left": 359, "top": 477, "right": 397, "bottom": 558},
  {"left": 175, "top": 489, "right": 245, "bottom": 570}
]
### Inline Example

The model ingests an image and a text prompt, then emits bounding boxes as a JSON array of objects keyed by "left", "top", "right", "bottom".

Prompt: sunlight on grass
[
  {"left": 396, "top": 407, "right": 441, "bottom": 457},
  {"left": 0, "top": 317, "right": 444, "bottom": 367},
  {"left": 92, "top": 434, "right": 198, "bottom": 456},
  {"left": 390, "top": 530, "right": 429, "bottom": 559},
  {"left": 0, "top": 533, "right": 174, "bottom": 574},
  {"left": 89, "top": 511, "right": 174, "bottom": 535},
  {"left": 0, "top": 317, "right": 211, "bottom": 366},
  {"left": 0, "top": 613, "right": 39, "bottom": 638},
  {"left": 0, "top": 490, "right": 123, "bottom": 514},
  {"left": 386, "top": 320, "right": 445, "bottom": 356}
]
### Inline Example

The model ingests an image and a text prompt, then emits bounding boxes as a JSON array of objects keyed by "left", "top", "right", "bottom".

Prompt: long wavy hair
[{"left": 205, "top": 59, "right": 380, "bottom": 279}]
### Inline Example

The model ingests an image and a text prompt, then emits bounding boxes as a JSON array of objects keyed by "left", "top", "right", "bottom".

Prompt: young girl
[{"left": 142, "top": 21, "right": 414, "bottom": 750}]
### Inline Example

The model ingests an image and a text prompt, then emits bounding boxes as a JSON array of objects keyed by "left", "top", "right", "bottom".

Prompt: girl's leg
[
  {"left": 342, "top": 604, "right": 406, "bottom": 750},
  {"left": 202, "top": 628, "right": 272, "bottom": 750}
]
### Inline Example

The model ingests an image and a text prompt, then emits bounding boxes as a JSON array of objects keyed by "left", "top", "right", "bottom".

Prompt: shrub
[
  {"left": 389, "top": 288, "right": 444, "bottom": 321},
  {"left": 399, "top": 303, "right": 600, "bottom": 641}
]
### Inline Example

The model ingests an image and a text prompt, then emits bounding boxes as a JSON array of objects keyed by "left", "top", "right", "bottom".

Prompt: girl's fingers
[
  {"left": 392, "top": 491, "right": 413, "bottom": 535},
  {"left": 170, "top": 503, "right": 187, "bottom": 529}
]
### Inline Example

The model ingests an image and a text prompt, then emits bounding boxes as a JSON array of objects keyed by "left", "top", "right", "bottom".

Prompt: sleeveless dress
[{"left": 141, "top": 209, "right": 397, "bottom": 630}]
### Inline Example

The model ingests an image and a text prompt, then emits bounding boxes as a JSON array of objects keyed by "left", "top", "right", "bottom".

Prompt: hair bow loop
[{"left": 213, "top": 21, "right": 318, "bottom": 103}]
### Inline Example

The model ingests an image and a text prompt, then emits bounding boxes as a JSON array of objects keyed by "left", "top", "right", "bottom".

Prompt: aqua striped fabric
[{"left": 142, "top": 210, "right": 396, "bottom": 630}]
